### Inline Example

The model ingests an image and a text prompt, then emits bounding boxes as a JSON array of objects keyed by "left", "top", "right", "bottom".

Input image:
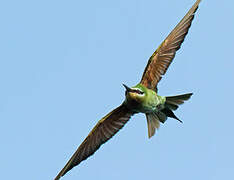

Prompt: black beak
[{"left": 122, "top": 84, "right": 132, "bottom": 92}]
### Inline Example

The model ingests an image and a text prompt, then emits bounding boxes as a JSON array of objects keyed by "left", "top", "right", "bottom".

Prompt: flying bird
[{"left": 54, "top": 0, "right": 201, "bottom": 179}]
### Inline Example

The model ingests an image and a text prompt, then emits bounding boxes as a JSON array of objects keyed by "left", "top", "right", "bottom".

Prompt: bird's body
[
  {"left": 124, "top": 83, "right": 165, "bottom": 113},
  {"left": 54, "top": 1, "right": 202, "bottom": 179}
]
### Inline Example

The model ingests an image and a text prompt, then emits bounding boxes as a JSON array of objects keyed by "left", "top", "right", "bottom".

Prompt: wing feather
[
  {"left": 141, "top": 0, "right": 201, "bottom": 90},
  {"left": 54, "top": 104, "right": 134, "bottom": 180}
]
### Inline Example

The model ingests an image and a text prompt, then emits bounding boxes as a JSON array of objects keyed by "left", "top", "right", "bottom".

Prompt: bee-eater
[{"left": 54, "top": 0, "right": 201, "bottom": 179}]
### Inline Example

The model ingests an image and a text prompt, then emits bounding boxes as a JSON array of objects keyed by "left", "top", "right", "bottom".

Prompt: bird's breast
[{"left": 124, "top": 95, "right": 159, "bottom": 113}]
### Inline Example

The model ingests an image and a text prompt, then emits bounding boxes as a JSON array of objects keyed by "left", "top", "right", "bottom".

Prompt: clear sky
[{"left": 1, "top": 0, "right": 234, "bottom": 180}]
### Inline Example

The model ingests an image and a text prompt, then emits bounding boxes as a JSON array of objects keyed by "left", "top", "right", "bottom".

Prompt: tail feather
[
  {"left": 146, "top": 111, "right": 167, "bottom": 138},
  {"left": 145, "top": 93, "right": 192, "bottom": 138},
  {"left": 165, "top": 93, "right": 193, "bottom": 110},
  {"left": 164, "top": 93, "right": 193, "bottom": 120},
  {"left": 146, "top": 113, "right": 160, "bottom": 138},
  {"left": 161, "top": 107, "right": 182, "bottom": 123},
  {"left": 166, "top": 93, "right": 193, "bottom": 104}
]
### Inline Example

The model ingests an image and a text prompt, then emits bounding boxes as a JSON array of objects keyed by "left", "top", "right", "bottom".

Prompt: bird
[{"left": 54, "top": 0, "right": 201, "bottom": 179}]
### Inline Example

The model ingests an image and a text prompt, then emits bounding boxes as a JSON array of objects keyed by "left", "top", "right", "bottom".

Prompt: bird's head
[{"left": 123, "top": 84, "right": 146, "bottom": 104}]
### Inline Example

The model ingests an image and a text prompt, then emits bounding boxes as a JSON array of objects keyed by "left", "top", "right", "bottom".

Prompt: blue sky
[{"left": 1, "top": 0, "right": 234, "bottom": 180}]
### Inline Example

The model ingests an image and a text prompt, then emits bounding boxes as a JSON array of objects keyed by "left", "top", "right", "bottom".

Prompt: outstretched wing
[
  {"left": 54, "top": 104, "right": 134, "bottom": 180},
  {"left": 140, "top": 0, "right": 201, "bottom": 91}
]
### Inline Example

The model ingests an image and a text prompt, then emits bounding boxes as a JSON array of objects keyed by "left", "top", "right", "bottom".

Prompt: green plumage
[
  {"left": 54, "top": 1, "right": 201, "bottom": 179},
  {"left": 123, "top": 83, "right": 193, "bottom": 138}
]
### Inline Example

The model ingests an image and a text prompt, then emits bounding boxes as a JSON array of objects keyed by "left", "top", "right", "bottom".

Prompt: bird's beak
[{"left": 122, "top": 84, "right": 132, "bottom": 92}]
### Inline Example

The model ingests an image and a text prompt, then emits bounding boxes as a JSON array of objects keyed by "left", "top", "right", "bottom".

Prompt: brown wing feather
[
  {"left": 141, "top": 0, "right": 201, "bottom": 90},
  {"left": 54, "top": 104, "right": 134, "bottom": 180}
]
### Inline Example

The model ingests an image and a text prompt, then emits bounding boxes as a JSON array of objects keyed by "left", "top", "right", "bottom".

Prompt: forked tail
[
  {"left": 162, "top": 93, "right": 193, "bottom": 122},
  {"left": 165, "top": 93, "right": 193, "bottom": 111},
  {"left": 146, "top": 93, "right": 193, "bottom": 138}
]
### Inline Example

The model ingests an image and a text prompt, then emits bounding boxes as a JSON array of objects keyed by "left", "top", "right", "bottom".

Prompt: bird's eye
[{"left": 134, "top": 89, "right": 144, "bottom": 95}]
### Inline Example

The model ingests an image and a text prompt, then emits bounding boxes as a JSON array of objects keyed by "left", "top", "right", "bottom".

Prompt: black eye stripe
[{"left": 133, "top": 89, "right": 144, "bottom": 94}]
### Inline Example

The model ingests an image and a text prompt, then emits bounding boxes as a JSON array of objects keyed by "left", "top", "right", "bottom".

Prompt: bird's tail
[
  {"left": 162, "top": 93, "right": 193, "bottom": 122},
  {"left": 146, "top": 93, "right": 193, "bottom": 138}
]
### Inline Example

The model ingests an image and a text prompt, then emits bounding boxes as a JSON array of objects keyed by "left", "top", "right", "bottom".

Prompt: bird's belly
[
  {"left": 129, "top": 99, "right": 158, "bottom": 114},
  {"left": 137, "top": 96, "right": 163, "bottom": 113},
  {"left": 138, "top": 104, "right": 157, "bottom": 114},
  {"left": 124, "top": 95, "right": 164, "bottom": 113}
]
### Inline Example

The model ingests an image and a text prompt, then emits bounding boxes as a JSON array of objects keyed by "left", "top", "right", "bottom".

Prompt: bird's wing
[
  {"left": 54, "top": 104, "right": 134, "bottom": 180},
  {"left": 140, "top": 0, "right": 201, "bottom": 91}
]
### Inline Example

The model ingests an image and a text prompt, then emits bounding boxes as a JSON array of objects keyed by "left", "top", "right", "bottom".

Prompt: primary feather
[
  {"left": 141, "top": 0, "right": 201, "bottom": 91},
  {"left": 54, "top": 1, "right": 201, "bottom": 179},
  {"left": 54, "top": 105, "right": 134, "bottom": 180}
]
